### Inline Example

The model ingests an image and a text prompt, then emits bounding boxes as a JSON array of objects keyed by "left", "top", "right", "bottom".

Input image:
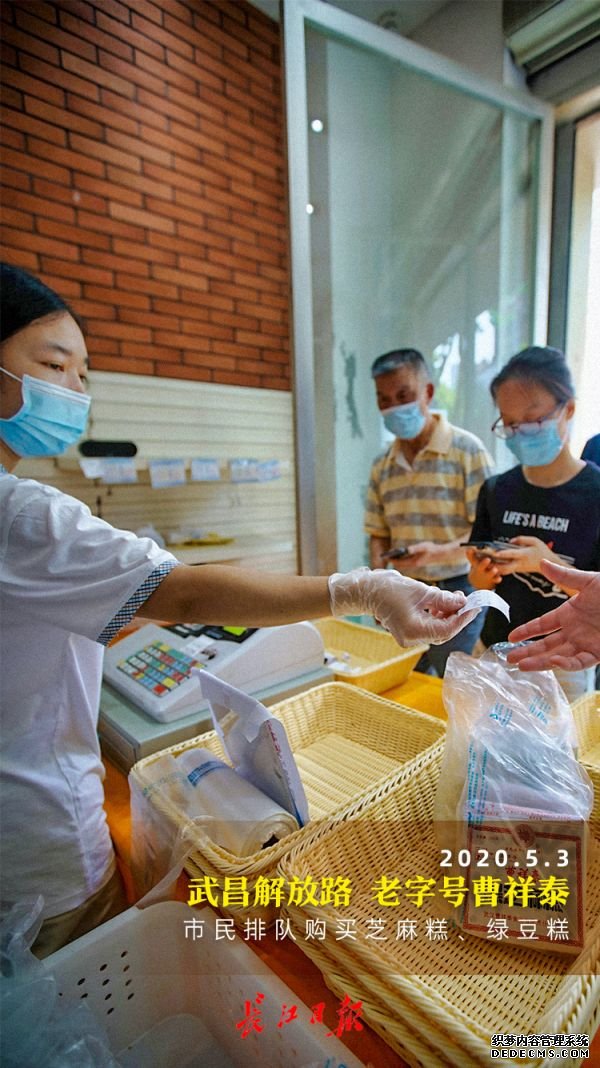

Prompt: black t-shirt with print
[{"left": 470, "top": 463, "right": 600, "bottom": 647}]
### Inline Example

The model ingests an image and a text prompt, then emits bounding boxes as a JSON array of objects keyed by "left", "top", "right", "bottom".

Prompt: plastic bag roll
[{"left": 148, "top": 748, "right": 299, "bottom": 856}]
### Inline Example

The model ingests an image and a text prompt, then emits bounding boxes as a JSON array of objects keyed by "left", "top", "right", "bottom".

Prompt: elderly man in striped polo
[{"left": 365, "top": 348, "right": 494, "bottom": 676}]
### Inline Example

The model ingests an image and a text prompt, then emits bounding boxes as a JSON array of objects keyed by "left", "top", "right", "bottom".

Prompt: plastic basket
[
  {"left": 130, "top": 682, "right": 444, "bottom": 924},
  {"left": 278, "top": 744, "right": 600, "bottom": 1068},
  {"left": 314, "top": 618, "right": 427, "bottom": 693},
  {"left": 572, "top": 691, "right": 600, "bottom": 769},
  {"left": 44, "top": 901, "right": 364, "bottom": 1068}
]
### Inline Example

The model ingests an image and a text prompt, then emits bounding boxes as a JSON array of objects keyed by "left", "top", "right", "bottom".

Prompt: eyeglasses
[{"left": 491, "top": 403, "right": 565, "bottom": 440}]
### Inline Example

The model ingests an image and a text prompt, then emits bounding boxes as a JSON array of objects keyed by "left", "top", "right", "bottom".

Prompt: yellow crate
[
  {"left": 572, "top": 691, "right": 600, "bottom": 769},
  {"left": 279, "top": 745, "right": 600, "bottom": 1067},
  {"left": 314, "top": 617, "right": 428, "bottom": 693},
  {"left": 130, "top": 682, "right": 444, "bottom": 925}
]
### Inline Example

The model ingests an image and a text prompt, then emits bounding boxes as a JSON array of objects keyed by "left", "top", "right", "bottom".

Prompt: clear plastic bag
[
  {"left": 434, "top": 645, "right": 594, "bottom": 952},
  {"left": 0, "top": 897, "right": 121, "bottom": 1067}
]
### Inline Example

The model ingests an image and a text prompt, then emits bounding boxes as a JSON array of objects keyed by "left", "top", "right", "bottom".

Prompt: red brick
[
  {"left": 1, "top": 84, "right": 22, "bottom": 109},
  {"left": 84, "top": 284, "right": 150, "bottom": 309},
  {"left": 19, "top": 54, "right": 100, "bottom": 102},
  {"left": 67, "top": 93, "right": 139, "bottom": 137},
  {"left": 192, "top": 13, "right": 248, "bottom": 60},
  {"left": 121, "top": 342, "right": 179, "bottom": 362},
  {"left": 63, "top": 50, "right": 135, "bottom": 99},
  {"left": 2, "top": 186, "right": 76, "bottom": 224},
  {"left": 28, "top": 137, "right": 105, "bottom": 178},
  {"left": 108, "top": 200, "right": 175, "bottom": 234},
  {"left": 105, "top": 165, "right": 171, "bottom": 203},
  {"left": 126, "top": 0, "right": 163, "bottom": 25},
  {"left": 69, "top": 132, "right": 140, "bottom": 173},
  {"left": 94, "top": 0, "right": 130, "bottom": 25},
  {"left": 56, "top": 1, "right": 95, "bottom": 24},
  {"left": 1, "top": 165, "right": 32, "bottom": 192},
  {"left": 78, "top": 209, "right": 144, "bottom": 242},
  {"left": 2, "top": 108, "right": 68, "bottom": 146},
  {"left": 182, "top": 348, "right": 234, "bottom": 369},
  {"left": 14, "top": 8, "right": 97, "bottom": 62},
  {"left": 97, "top": 9, "right": 164, "bottom": 62},
  {"left": 215, "top": 339, "right": 261, "bottom": 360},
  {"left": 114, "top": 273, "right": 179, "bottom": 300},
  {"left": 1, "top": 205, "right": 34, "bottom": 230},
  {"left": 88, "top": 319, "right": 152, "bottom": 342},
  {"left": 179, "top": 288, "right": 235, "bottom": 313},
  {"left": 132, "top": 11, "right": 192, "bottom": 59},
  {"left": 81, "top": 249, "right": 149, "bottom": 277},
  {"left": 136, "top": 86, "right": 197, "bottom": 130},
  {"left": 2, "top": 226, "right": 79, "bottom": 261},
  {"left": 1, "top": 145, "right": 70, "bottom": 185},
  {"left": 97, "top": 49, "right": 164, "bottom": 97},
  {"left": 237, "top": 299, "right": 284, "bottom": 323},
  {"left": 183, "top": 318, "right": 233, "bottom": 341},
  {"left": 25, "top": 95, "right": 102, "bottom": 139},
  {"left": 2, "top": 67, "right": 64, "bottom": 106},
  {"left": 0, "top": 245, "right": 39, "bottom": 272},
  {"left": 119, "top": 308, "right": 179, "bottom": 330},
  {"left": 0, "top": 125, "right": 25, "bottom": 151},
  {"left": 143, "top": 196, "right": 206, "bottom": 229},
  {"left": 73, "top": 172, "right": 143, "bottom": 208},
  {"left": 76, "top": 299, "right": 117, "bottom": 319},
  {"left": 155, "top": 330, "right": 211, "bottom": 351},
  {"left": 216, "top": 369, "right": 262, "bottom": 388},
  {"left": 1, "top": 21, "right": 60, "bottom": 65},
  {"left": 112, "top": 238, "right": 176, "bottom": 266},
  {"left": 58, "top": 10, "right": 134, "bottom": 63},
  {"left": 41, "top": 257, "right": 114, "bottom": 286},
  {"left": 134, "top": 47, "right": 197, "bottom": 96},
  {"left": 40, "top": 273, "right": 82, "bottom": 299},
  {"left": 92, "top": 355, "right": 155, "bottom": 374}
]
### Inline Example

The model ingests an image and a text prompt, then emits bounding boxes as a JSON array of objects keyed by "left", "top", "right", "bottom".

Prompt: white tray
[{"left": 45, "top": 901, "right": 363, "bottom": 1068}]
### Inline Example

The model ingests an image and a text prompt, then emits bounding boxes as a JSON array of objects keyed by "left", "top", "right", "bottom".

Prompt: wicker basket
[
  {"left": 130, "top": 682, "right": 444, "bottom": 924},
  {"left": 572, "top": 691, "right": 600, "bottom": 769},
  {"left": 314, "top": 617, "right": 428, "bottom": 693},
  {"left": 278, "top": 743, "right": 600, "bottom": 1067}
]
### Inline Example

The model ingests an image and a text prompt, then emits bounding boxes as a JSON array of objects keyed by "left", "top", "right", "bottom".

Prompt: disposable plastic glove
[
  {"left": 328, "top": 567, "right": 478, "bottom": 647},
  {"left": 507, "top": 560, "right": 600, "bottom": 671}
]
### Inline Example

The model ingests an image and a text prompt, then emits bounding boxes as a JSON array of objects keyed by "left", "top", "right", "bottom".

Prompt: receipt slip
[{"left": 457, "top": 589, "right": 511, "bottom": 620}]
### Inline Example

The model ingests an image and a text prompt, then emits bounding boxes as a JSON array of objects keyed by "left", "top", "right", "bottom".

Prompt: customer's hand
[
  {"left": 466, "top": 548, "right": 502, "bottom": 590},
  {"left": 491, "top": 536, "right": 563, "bottom": 576},
  {"left": 507, "top": 561, "right": 600, "bottom": 671},
  {"left": 328, "top": 567, "right": 478, "bottom": 647}
]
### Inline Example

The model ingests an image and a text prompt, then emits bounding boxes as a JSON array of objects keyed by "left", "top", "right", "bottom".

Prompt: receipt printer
[{"left": 102, "top": 621, "right": 326, "bottom": 723}]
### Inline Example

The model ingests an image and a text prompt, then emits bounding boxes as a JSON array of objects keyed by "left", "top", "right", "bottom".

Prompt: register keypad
[{"left": 116, "top": 640, "right": 204, "bottom": 698}]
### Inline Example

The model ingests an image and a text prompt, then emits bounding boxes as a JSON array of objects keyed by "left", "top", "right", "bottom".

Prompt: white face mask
[{"left": 0, "top": 368, "right": 90, "bottom": 457}]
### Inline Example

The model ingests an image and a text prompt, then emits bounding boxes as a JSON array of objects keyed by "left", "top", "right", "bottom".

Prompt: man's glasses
[{"left": 491, "top": 403, "right": 565, "bottom": 440}]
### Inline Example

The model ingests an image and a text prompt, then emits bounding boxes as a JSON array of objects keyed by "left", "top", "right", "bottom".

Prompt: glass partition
[{"left": 284, "top": 1, "right": 552, "bottom": 573}]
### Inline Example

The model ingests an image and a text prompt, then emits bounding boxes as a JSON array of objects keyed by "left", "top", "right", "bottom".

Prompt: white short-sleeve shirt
[{"left": 0, "top": 471, "right": 178, "bottom": 918}]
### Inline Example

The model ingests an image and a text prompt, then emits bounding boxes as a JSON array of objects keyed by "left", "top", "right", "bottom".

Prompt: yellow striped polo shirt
[{"left": 364, "top": 413, "right": 494, "bottom": 582}]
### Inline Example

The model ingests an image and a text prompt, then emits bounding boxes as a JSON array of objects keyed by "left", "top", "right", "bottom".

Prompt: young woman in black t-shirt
[{"left": 467, "top": 346, "right": 600, "bottom": 701}]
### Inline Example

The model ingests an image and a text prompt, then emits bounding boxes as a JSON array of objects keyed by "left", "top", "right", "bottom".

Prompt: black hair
[
  {"left": 0, "top": 263, "right": 77, "bottom": 344},
  {"left": 490, "top": 346, "right": 575, "bottom": 404},
  {"left": 371, "top": 348, "right": 431, "bottom": 381}
]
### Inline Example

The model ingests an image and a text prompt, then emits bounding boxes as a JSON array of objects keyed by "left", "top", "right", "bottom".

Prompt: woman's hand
[
  {"left": 491, "top": 536, "right": 563, "bottom": 576},
  {"left": 507, "top": 561, "right": 600, "bottom": 671},
  {"left": 466, "top": 548, "right": 501, "bottom": 590}
]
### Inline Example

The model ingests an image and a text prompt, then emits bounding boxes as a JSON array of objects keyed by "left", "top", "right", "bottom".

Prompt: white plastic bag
[{"left": 435, "top": 645, "right": 594, "bottom": 952}]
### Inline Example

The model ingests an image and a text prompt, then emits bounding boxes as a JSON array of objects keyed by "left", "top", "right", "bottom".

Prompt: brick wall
[{"left": 0, "top": 0, "right": 290, "bottom": 390}]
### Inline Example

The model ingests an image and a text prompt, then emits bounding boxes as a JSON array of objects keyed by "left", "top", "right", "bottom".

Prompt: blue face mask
[
  {"left": 0, "top": 369, "right": 90, "bottom": 457},
  {"left": 382, "top": 401, "right": 426, "bottom": 441},
  {"left": 506, "top": 419, "right": 564, "bottom": 467}
]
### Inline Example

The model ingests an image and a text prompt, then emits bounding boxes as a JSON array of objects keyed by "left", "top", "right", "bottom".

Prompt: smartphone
[
  {"left": 460, "top": 540, "right": 510, "bottom": 559},
  {"left": 381, "top": 547, "right": 410, "bottom": 560}
]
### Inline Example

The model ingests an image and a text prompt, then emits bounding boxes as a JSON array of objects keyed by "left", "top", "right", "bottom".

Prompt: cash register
[{"left": 99, "top": 620, "right": 331, "bottom": 771}]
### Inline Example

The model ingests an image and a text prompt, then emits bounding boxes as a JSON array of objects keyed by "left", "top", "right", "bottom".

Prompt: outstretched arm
[
  {"left": 139, "top": 564, "right": 479, "bottom": 648},
  {"left": 506, "top": 560, "right": 600, "bottom": 671}
]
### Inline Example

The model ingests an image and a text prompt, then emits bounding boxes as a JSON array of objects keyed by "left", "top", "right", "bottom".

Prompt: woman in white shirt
[{"left": 0, "top": 263, "right": 475, "bottom": 956}]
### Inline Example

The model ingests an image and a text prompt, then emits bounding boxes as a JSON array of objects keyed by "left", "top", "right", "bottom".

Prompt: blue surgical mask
[
  {"left": 382, "top": 401, "right": 426, "bottom": 440},
  {"left": 506, "top": 419, "right": 564, "bottom": 467},
  {"left": 0, "top": 369, "right": 90, "bottom": 457}
]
